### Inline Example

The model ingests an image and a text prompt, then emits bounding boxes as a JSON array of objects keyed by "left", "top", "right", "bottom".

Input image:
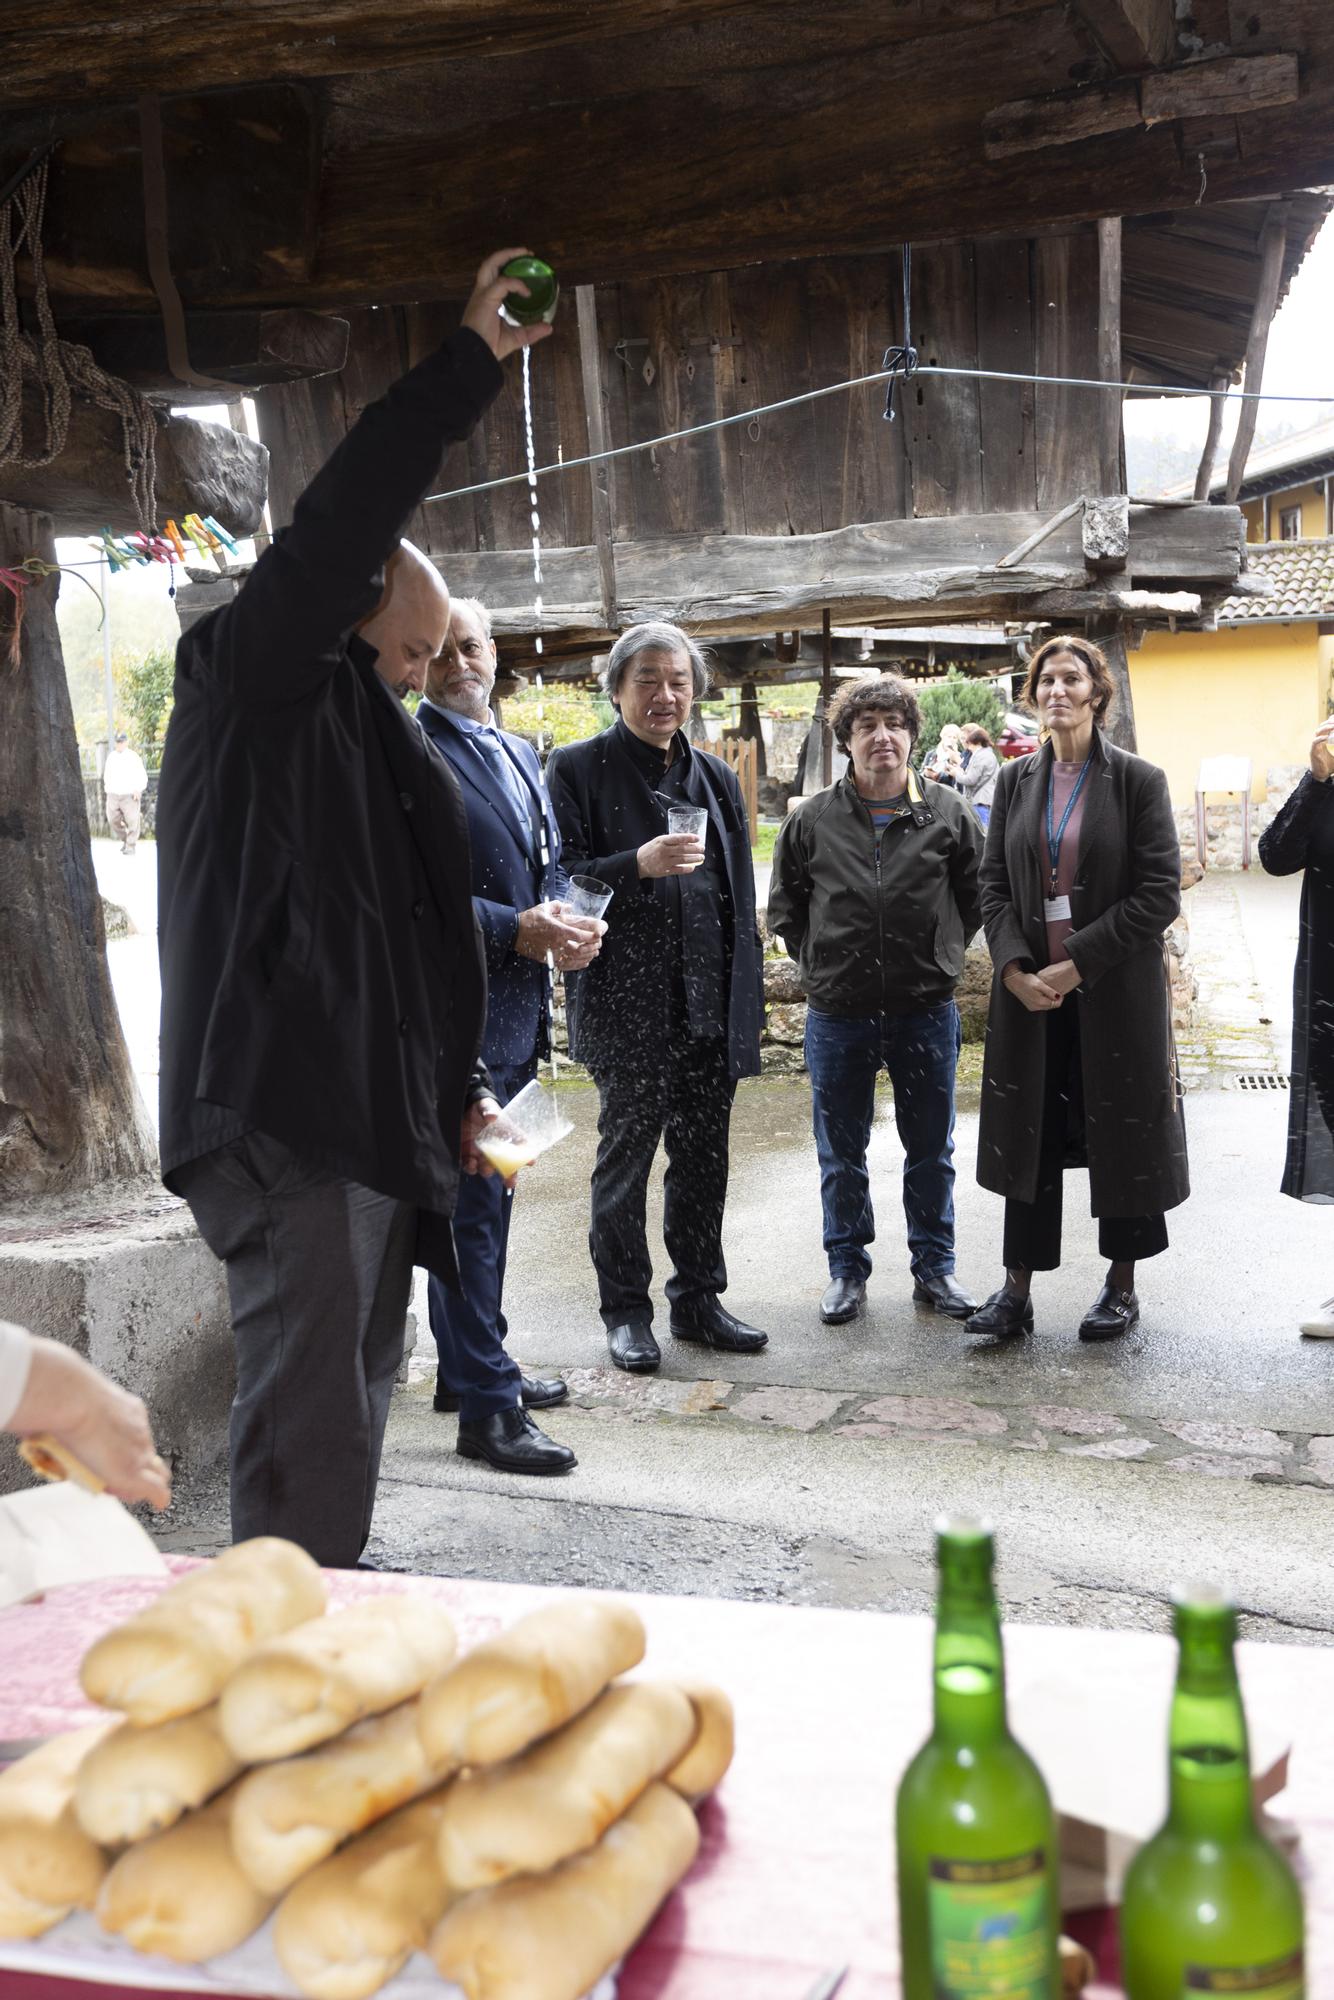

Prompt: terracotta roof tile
[{"left": 1218, "top": 538, "right": 1334, "bottom": 624}]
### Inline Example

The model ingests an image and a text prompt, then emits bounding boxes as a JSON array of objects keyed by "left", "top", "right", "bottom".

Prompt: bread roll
[
  {"left": 438, "top": 1681, "right": 694, "bottom": 1892},
  {"left": 79, "top": 1537, "right": 326, "bottom": 1725},
  {"left": 664, "top": 1682, "right": 734, "bottom": 1803},
  {"left": 74, "top": 1702, "right": 243, "bottom": 1845},
  {"left": 273, "top": 1791, "right": 455, "bottom": 2000},
  {"left": 231, "top": 1694, "right": 450, "bottom": 1894},
  {"left": 417, "top": 1598, "right": 645, "bottom": 1770},
  {"left": 430, "top": 1780, "right": 699, "bottom": 2000},
  {"left": 0, "top": 1724, "right": 112, "bottom": 1938},
  {"left": 220, "top": 1595, "right": 456, "bottom": 1763},
  {"left": 95, "top": 1784, "right": 275, "bottom": 1961}
]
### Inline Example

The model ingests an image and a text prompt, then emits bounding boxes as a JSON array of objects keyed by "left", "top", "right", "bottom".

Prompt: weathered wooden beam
[
  {"left": 984, "top": 53, "right": 1301, "bottom": 160},
  {"left": 1029, "top": 587, "right": 1204, "bottom": 617},
  {"left": 0, "top": 390, "right": 268, "bottom": 534},
  {"left": 1083, "top": 495, "right": 1130, "bottom": 572},
  {"left": 1088, "top": 618, "right": 1138, "bottom": 751},
  {"left": 1225, "top": 206, "right": 1288, "bottom": 505},
  {"left": 1072, "top": 0, "right": 1177, "bottom": 69},
  {"left": 55, "top": 310, "right": 350, "bottom": 404},
  {"left": 1096, "top": 217, "right": 1124, "bottom": 502},
  {"left": 574, "top": 285, "right": 618, "bottom": 632}
]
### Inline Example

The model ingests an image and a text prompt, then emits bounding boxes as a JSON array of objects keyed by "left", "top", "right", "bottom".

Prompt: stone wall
[{"left": 1174, "top": 763, "right": 1305, "bottom": 873}]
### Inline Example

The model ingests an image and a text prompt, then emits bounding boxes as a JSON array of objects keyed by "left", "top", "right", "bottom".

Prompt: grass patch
[{"left": 752, "top": 821, "right": 780, "bottom": 867}]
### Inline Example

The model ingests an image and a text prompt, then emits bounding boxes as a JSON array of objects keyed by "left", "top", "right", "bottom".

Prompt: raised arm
[
  {"left": 1259, "top": 726, "right": 1334, "bottom": 875},
  {"left": 200, "top": 252, "right": 550, "bottom": 707},
  {"left": 1064, "top": 765, "right": 1181, "bottom": 987},
  {"left": 546, "top": 748, "right": 644, "bottom": 894}
]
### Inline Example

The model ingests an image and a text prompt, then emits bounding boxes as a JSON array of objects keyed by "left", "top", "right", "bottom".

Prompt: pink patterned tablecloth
[{"left": 1, "top": 1563, "right": 1332, "bottom": 2000}]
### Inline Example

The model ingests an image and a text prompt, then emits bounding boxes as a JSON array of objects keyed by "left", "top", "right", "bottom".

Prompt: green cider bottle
[
  {"left": 1120, "top": 1589, "right": 1305, "bottom": 2000},
  {"left": 896, "top": 1517, "right": 1060, "bottom": 2000}
]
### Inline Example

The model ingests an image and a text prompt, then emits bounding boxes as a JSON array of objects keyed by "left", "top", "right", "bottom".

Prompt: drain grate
[{"left": 1233, "top": 1072, "right": 1290, "bottom": 1091}]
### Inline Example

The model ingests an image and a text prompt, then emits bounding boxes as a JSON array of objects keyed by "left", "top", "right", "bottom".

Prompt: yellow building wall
[
  {"left": 1241, "top": 482, "right": 1329, "bottom": 542},
  {"left": 1130, "top": 622, "right": 1329, "bottom": 805}
]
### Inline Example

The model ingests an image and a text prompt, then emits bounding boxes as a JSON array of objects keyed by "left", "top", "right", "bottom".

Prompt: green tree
[
  {"left": 915, "top": 673, "right": 1005, "bottom": 764},
  {"left": 119, "top": 646, "right": 176, "bottom": 753}
]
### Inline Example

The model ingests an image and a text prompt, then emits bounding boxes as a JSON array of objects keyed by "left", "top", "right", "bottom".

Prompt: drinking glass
[
  {"left": 475, "top": 1077, "right": 574, "bottom": 1184},
  {"left": 564, "top": 874, "right": 614, "bottom": 920},
  {"left": 667, "top": 804, "right": 709, "bottom": 843}
]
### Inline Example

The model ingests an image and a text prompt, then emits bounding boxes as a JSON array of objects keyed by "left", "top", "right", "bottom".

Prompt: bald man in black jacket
[{"left": 157, "top": 251, "right": 551, "bottom": 1568}]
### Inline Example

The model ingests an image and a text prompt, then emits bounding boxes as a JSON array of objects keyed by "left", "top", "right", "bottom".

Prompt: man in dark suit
[
  {"left": 156, "top": 250, "right": 551, "bottom": 1569},
  {"left": 546, "top": 622, "right": 769, "bottom": 1375},
  {"left": 417, "top": 597, "right": 601, "bottom": 1474}
]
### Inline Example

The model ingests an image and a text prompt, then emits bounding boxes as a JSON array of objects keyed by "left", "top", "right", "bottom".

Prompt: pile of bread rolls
[{"left": 0, "top": 1537, "right": 733, "bottom": 2000}]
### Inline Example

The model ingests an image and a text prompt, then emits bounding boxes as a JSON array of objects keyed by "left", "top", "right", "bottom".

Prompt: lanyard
[{"left": 1045, "top": 751, "right": 1093, "bottom": 896}]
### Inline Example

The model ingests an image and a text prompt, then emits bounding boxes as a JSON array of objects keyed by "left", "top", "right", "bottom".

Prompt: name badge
[{"left": 1043, "top": 894, "right": 1072, "bottom": 923}]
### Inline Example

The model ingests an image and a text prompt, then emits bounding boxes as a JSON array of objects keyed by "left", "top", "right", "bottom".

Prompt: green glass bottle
[
  {"left": 896, "top": 1517, "right": 1059, "bottom": 1999},
  {"left": 1120, "top": 1589, "right": 1304, "bottom": 2000},
  {"left": 499, "top": 255, "right": 560, "bottom": 327}
]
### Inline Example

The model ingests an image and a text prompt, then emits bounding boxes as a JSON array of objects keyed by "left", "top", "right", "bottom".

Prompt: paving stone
[
  {"left": 1305, "top": 1437, "right": 1334, "bottom": 1484},
  {"left": 1158, "top": 1419, "right": 1292, "bottom": 1457},
  {"left": 1025, "top": 1405, "right": 1127, "bottom": 1438},
  {"left": 854, "top": 1395, "right": 1008, "bottom": 1436},
  {"left": 729, "top": 1388, "right": 847, "bottom": 1432},
  {"left": 1166, "top": 1453, "right": 1287, "bottom": 1481},
  {"left": 1060, "top": 1436, "right": 1155, "bottom": 1461},
  {"left": 837, "top": 1424, "right": 980, "bottom": 1447},
  {"left": 564, "top": 1368, "right": 732, "bottom": 1415}
]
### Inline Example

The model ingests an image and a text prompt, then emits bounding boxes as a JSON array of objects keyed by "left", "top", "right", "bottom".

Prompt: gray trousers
[{"left": 175, "top": 1132, "right": 415, "bottom": 1568}]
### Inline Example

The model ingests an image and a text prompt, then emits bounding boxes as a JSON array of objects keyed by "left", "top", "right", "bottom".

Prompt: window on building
[{"left": 1279, "top": 505, "right": 1302, "bottom": 540}]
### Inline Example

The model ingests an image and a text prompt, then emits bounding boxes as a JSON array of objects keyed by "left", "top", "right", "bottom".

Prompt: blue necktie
[{"left": 474, "top": 727, "right": 533, "bottom": 847}]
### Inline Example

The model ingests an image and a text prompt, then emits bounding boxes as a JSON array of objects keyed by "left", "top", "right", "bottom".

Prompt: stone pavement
[{"left": 146, "top": 865, "right": 1334, "bottom": 1645}]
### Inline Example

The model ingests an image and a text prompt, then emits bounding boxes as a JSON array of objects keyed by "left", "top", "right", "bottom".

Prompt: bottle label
[
  {"left": 1184, "top": 1954, "right": 1304, "bottom": 1997},
  {"left": 927, "top": 1848, "right": 1051, "bottom": 1998}
]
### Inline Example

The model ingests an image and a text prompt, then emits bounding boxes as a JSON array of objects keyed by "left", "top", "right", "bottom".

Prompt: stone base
[{"left": 0, "top": 1181, "right": 233, "bottom": 1495}]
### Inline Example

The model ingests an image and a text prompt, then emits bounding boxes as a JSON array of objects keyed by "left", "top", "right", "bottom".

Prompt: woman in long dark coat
[
  {"left": 971, "top": 635, "right": 1189, "bottom": 1342},
  {"left": 1259, "top": 718, "right": 1334, "bottom": 1337}
]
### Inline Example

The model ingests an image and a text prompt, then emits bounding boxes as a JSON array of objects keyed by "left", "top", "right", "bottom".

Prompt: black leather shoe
[
  {"left": 912, "top": 1272, "right": 978, "bottom": 1320},
  {"left": 607, "top": 1322, "right": 661, "bottom": 1373},
  {"left": 435, "top": 1371, "right": 569, "bottom": 1414},
  {"left": 968, "top": 1287, "right": 1034, "bottom": 1338},
  {"left": 1079, "top": 1284, "right": 1139, "bottom": 1341},
  {"left": 820, "top": 1276, "right": 866, "bottom": 1324},
  {"left": 669, "top": 1302, "right": 769, "bottom": 1353},
  {"left": 456, "top": 1406, "right": 576, "bottom": 1474}
]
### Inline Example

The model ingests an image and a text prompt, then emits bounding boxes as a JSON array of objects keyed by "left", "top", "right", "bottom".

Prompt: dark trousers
[
  {"left": 427, "top": 1058, "right": 529, "bottom": 1422},
  {"left": 589, "top": 1033, "right": 735, "bottom": 1327},
  {"left": 804, "top": 999, "right": 961, "bottom": 1284},
  {"left": 1003, "top": 998, "right": 1169, "bottom": 1272},
  {"left": 174, "top": 1131, "right": 414, "bottom": 1568}
]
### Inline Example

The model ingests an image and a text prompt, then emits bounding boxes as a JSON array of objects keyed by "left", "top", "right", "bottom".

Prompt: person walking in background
[
  {"left": 971, "top": 634, "right": 1188, "bottom": 1344},
  {"left": 417, "top": 596, "right": 602, "bottom": 1471},
  {"left": 1259, "top": 717, "right": 1334, "bottom": 1337},
  {"left": 767, "top": 675, "right": 984, "bottom": 1328},
  {"left": 546, "top": 621, "right": 768, "bottom": 1375},
  {"left": 957, "top": 724, "right": 999, "bottom": 828},
  {"left": 922, "top": 721, "right": 964, "bottom": 789},
  {"left": 103, "top": 731, "right": 148, "bottom": 856}
]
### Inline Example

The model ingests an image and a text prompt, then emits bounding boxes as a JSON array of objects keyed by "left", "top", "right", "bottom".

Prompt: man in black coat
[
  {"left": 546, "top": 622, "right": 768, "bottom": 1374},
  {"left": 156, "top": 250, "right": 551, "bottom": 1568}
]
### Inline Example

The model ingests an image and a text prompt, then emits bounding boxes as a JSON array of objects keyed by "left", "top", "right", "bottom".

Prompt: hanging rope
[
  {"left": 0, "top": 161, "right": 158, "bottom": 530},
  {"left": 881, "top": 243, "right": 918, "bottom": 424}
]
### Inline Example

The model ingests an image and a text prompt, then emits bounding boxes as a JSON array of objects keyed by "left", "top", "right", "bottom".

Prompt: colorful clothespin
[
  {"left": 181, "top": 514, "right": 213, "bottom": 559},
  {"left": 203, "top": 515, "right": 240, "bottom": 556},
  {"left": 96, "top": 528, "right": 125, "bottom": 572},
  {"left": 163, "top": 519, "right": 188, "bottom": 561}
]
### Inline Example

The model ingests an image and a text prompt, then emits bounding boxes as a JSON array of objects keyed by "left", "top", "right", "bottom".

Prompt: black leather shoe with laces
[
  {"left": 912, "top": 1272, "right": 978, "bottom": 1320},
  {"left": 1078, "top": 1283, "right": 1139, "bottom": 1341},
  {"left": 435, "top": 1371, "right": 569, "bottom": 1414},
  {"left": 455, "top": 1406, "right": 576, "bottom": 1474},
  {"left": 968, "top": 1288, "right": 1034, "bottom": 1338}
]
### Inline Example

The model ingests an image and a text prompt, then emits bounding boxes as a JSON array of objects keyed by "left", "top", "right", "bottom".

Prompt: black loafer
[
  {"left": 607, "top": 1322, "right": 661, "bottom": 1373},
  {"left": 456, "top": 1407, "right": 576, "bottom": 1474},
  {"left": 820, "top": 1276, "right": 866, "bottom": 1324},
  {"left": 1079, "top": 1284, "right": 1139, "bottom": 1341},
  {"left": 669, "top": 1302, "right": 768, "bottom": 1353},
  {"left": 968, "top": 1288, "right": 1034, "bottom": 1338},
  {"left": 435, "top": 1370, "right": 570, "bottom": 1414},
  {"left": 912, "top": 1272, "right": 978, "bottom": 1320}
]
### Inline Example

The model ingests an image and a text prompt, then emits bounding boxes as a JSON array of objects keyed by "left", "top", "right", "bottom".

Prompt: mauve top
[{"left": 1039, "top": 759, "right": 1089, "bottom": 965}]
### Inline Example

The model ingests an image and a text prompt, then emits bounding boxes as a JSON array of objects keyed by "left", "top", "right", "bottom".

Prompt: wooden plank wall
[{"left": 257, "top": 228, "right": 1111, "bottom": 547}]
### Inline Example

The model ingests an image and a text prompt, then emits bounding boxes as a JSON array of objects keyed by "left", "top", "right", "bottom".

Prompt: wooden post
[
  {"left": 0, "top": 505, "right": 155, "bottom": 1195},
  {"left": 1193, "top": 372, "right": 1230, "bottom": 502},
  {"left": 1224, "top": 206, "right": 1289, "bottom": 506},
  {"left": 738, "top": 676, "right": 767, "bottom": 779},
  {"left": 820, "top": 608, "right": 833, "bottom": 787},
  {"left": 575, "top": 284, "right": 618, "bottom": 634},
  {"left": 1262, "top": 493, "right": 1271, "bottom": 541},
  {"left": 1090, "top": 617, "right": 1138, "bottom": 754},
  {"left": 1325, "top": 475, "right": 1333, "bottom": 537},
  {"left": 1096, "top": 217, "right": 1124, "bottom": 498}
]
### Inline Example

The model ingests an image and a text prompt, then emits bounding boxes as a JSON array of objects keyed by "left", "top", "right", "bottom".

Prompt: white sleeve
[{"left": 0, "top": 1321, "right": 34, "bottom": 1430}]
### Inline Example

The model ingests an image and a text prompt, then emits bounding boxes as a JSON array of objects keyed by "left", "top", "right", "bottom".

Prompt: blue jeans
[
  {"left": 427, "top": 1059, "right": 530, "bottom": 1423},
  {"left": 804, "top": 1000, "right": 962, "bottom": 1284}
]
